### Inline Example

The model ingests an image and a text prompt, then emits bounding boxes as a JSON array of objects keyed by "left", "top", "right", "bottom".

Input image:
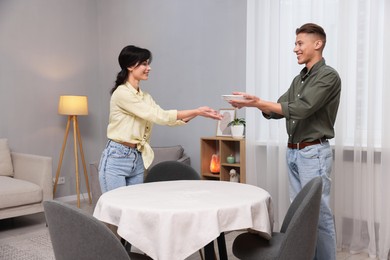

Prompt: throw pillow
[{"left": 0, "top": 138, "right": 14, "bottom": 177}]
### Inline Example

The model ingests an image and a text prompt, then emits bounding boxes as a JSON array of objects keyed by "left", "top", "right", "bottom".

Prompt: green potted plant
[{"left": 227, "top": 118, "right": 246, "bottom": 138}]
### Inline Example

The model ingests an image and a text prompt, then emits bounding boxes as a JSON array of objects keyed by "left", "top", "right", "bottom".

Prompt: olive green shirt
[
  {"left": 107, "top": 82, "right": 186, "bottom": 169},
  {"left": 265, "top": 58, "right": 341, "bottom": 143}
]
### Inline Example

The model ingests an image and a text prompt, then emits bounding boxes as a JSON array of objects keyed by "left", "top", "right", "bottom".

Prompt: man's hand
[
  {"left": 228, "top": 92, "right": 283, "bottom": 115},
  {"left": 228, "top": 92, "right": 261, "bottom": 109}
]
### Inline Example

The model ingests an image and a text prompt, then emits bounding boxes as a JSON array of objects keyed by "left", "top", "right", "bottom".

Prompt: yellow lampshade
[{"left": 58, "top": 95, "right": 88, "bottom": 116}]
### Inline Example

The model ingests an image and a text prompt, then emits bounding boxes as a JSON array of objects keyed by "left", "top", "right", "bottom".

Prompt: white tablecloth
[{"left": 93, "top": 180, "right": 273, "bottom": 260}]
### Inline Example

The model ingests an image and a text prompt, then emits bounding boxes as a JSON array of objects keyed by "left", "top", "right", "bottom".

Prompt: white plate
[{"left": 221, "top": 95, "right": 245, "bottom": 101}]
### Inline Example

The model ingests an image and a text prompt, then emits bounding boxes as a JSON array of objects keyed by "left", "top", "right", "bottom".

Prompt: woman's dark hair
[{"left": 110, "top": 45, "right": 152, "bottom": 95}]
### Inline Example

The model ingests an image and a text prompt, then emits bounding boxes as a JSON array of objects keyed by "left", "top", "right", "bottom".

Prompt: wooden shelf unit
[{"left": 200, "top": 136, "right": 246, "bottom": 183}]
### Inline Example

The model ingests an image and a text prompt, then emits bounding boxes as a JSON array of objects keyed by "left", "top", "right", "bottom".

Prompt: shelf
[
  {"left": 201, "top": 172, "right": 220, "bottom": 178},
  {"left": 200, "top": 136, "right": 246, "bottom": 183},
  {"left": 221, "top": 163, "right": 240, "bottom": 167}
]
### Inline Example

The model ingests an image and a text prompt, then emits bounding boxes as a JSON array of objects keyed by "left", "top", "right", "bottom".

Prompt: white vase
[{"left": 231, "top": 125, "right": 244, "bottom": 139}]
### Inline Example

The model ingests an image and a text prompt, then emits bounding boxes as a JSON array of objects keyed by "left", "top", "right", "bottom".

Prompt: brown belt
[
  {"left": 288, "top": 138, "right": 327, "bottom": 150},
  {"left": 117, "top": 141, "right": 137, "bottom": 148}
]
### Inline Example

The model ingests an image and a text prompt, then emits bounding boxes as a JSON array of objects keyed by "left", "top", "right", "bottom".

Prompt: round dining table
[{"left": 93, "top": 180, "right": 273, "bottom": 260}]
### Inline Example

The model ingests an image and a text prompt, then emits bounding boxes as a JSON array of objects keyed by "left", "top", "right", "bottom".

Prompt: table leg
[
  {"left": 204, "top": 233, "right": 228, "bottom": 260},
  {"left": 217, "top": 232, "right": 228, "bottom": 260},
  {"left": 204, "top": 240, "right": 215, "bottom": 260}
]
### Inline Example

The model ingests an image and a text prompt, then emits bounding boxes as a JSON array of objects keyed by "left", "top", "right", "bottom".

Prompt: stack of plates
[{"left": 221, "top": 95, "right": 245, "bottom": 101}]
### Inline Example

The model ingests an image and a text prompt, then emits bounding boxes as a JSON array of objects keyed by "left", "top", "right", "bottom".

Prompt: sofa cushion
[
  {"left": 150, "top": 145, "right": 184, "bottom": 169},
  {"left": 0, "top": 138, "right": 14, "bottom": 177},
  {"left": 0, "top": 176, "right": 42, "bottom": 209}
]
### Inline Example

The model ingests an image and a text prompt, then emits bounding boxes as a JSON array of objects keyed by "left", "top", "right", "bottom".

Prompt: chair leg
[
  {"left": 120, "top": 238, "right": 132, "bottom": 252},
  {"left": 198, "top": 249, "right": 204, "bottom": 260},
  {"left": 216, "top": 233, "right": 228, "bottom": 260}
]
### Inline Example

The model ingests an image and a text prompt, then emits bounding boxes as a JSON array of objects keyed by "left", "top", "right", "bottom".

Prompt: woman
[{"left": 99, "top": 45, "right": 221, "bottom": 193}]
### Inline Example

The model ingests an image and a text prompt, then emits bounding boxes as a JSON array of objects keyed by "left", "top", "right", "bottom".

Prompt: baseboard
[{"left": 54, "top": 193, "right": 89, "bottom": 203}]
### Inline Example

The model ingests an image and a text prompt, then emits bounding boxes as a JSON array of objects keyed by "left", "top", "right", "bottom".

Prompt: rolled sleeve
[{"left": 280, "top": 101, "right": 290, "bottom": 119}]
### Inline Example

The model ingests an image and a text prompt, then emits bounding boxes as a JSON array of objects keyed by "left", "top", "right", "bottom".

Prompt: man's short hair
[{"left": 296, "top": 23, "right": 327, "bottom": 48}]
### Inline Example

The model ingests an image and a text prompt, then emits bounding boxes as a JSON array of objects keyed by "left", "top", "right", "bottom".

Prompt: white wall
[{"left": 0, "top": 0, "right": 246, "bottom": 198}]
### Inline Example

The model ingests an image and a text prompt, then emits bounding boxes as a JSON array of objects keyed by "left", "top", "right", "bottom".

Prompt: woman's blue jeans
[
  {"left": 287, "top": 141, "right": 336, "bottom": 260},
  {"left": 98, "top": 140, "right": 144, "bottom": 193}
]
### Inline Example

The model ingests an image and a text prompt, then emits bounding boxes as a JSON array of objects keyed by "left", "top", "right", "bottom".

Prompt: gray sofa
[
  {"left": 89, "top": 145, "right": 190, "bottom": 206},
  {"left": 0, "top": 139, "right": 53, "bottom": 219}
]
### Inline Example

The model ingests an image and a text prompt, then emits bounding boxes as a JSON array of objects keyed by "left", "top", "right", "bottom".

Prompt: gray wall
[{"left": 0, "top": 0, "right": 246, "bottom": 198}]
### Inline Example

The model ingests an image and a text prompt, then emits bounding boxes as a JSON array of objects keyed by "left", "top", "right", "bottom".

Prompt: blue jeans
[
  {"left": 98, "top": 140, "right": 144, "bottom": 193},
  {"left": 287, "top": 141, "right": 336, "bottom": 260}
]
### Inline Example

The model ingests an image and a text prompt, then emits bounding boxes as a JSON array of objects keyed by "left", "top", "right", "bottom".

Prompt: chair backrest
[
  {"left": 43, "top": 200, "right": 130, "bottom": 260},
  {"left": 278, "top": 176, "right": 323, "bottom": 260},
  {"left": 144, "top": 161, "right": 200, "bottom": 183}
]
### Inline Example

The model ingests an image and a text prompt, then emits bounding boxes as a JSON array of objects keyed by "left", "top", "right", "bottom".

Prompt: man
[{"left": 229, "top": 23, "right": 341, "bottom": 260}]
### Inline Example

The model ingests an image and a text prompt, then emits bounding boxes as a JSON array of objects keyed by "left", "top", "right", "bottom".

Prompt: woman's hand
[
  {"left": 197, "top": 106, "right": 223, "bottom": 120},
  {"left": 178, "top": 107, "right": 222, "bottom": 122}
]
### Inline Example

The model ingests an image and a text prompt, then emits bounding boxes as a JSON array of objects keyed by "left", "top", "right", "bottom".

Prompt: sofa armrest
[
  {"left": 11, "top": 152, "right": 53, "bottom": 201},
  {"left": 177, "top": 154, "right": 191, "bottom": 166}
]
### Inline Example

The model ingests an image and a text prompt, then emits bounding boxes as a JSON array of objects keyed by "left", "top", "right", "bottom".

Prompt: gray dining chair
[
  {"left": 232, "top": 176, "right": 323, "bottom": 260},
  {"left": 144, "top": 160, "right": 200, "bottom": 182},
  {"left": 43, "top": 200, "right": 152, "bottom": 260}
]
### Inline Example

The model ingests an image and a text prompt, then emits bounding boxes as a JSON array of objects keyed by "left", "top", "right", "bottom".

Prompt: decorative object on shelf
[
  {"left": 54, "top": 95, "right": 92, "bottom": 208},
  {"left": 229, "top": 169, "right": 240, "bottom": 182},
  {"left": 228, "top": 117, "right": 246, "bottom": 139},
  {"left": 210, "top": 154, "right": 220, "bottom": 173},
  {"left": 216, "top": 108, "right": 236, "bottom": 136},
  {"left": 200, "top": 137, "right": 246, "bottom": 183},
  {"left": 227, "top": 154, "right": 235, "bottom": 164}
]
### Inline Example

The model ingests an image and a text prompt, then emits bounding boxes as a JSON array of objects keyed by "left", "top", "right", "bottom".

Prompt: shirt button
[
  {"left": 292, "top": 121, "right": 295, "bottom": 124},
  {"left": 297, "top": 94, "right": 300, "bottom": 97}
]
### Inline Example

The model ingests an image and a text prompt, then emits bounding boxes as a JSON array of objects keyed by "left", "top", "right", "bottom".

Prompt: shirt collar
[
  {"left": 124, "top": 81, "right": 144, "bottom": 97},
  {"left": 300, "top": 58, "right": 326, "bottom": 81}
]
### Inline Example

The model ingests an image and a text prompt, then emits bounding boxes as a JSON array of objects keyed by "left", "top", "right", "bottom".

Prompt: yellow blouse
[{"left": 107, "top": 82, "right": 186, "bottom": 169}]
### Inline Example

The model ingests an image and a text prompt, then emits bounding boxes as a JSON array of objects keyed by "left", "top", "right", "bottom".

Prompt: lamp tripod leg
[
  {"left": 75, "top": 117, "right": 92, "bottom": 204},
  {"left": 72, "top": 116, "right": 81, "bottom": 208},
  {"left": 53, "top": 116, "right": 71, "bottom": 196}
]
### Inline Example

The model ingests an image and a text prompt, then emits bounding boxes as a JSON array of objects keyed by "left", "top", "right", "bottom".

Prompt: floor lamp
[{"left": 53, "top": 95, "right": 92, "bottom": 208}]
